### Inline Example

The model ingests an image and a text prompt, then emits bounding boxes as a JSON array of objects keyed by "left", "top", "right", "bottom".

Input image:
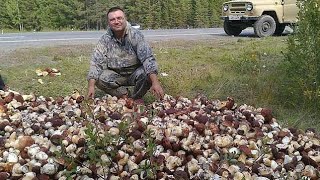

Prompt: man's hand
[
  {"left": 149, "top": 74, "right": 164, "bottom": 99},
  {"left": 87, "top": 79, "right": 96, "bottom": 99},
  {"left": 150, "top": 81, "right": 164, "bottom": 99}
]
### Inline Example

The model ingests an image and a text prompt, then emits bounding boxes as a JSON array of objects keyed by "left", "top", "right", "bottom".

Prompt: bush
[{"left": 283, "top": 0, "right": 320, "bottom": 109}]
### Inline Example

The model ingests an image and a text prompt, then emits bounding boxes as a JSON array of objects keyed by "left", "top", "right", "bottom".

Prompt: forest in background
[{"left": 0, "top": 0, "right": 225, "bottom": 31}]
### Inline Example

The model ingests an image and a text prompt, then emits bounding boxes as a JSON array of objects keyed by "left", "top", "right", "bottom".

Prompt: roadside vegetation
[
  {"left": 0, "top": 0, "right": 224, "bottom": 32},
  {"left": 280, "top": 0, "right": 320, "bottom": 131}
]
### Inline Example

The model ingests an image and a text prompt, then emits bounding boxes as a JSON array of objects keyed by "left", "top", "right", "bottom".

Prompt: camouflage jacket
[{"left": 87, "top": 23, "right": 158, "bottom": 80}]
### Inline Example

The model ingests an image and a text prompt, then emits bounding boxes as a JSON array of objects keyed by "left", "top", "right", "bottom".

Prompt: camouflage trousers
[{"left": 96, "top": 66, "right": 151, "bottom": 99}]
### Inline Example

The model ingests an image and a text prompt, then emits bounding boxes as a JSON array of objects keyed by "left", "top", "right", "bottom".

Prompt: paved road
[{"left": 0, "top": 28, "right": 256, "bottom": 53}]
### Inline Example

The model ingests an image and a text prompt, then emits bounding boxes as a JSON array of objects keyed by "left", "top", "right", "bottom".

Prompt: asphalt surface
[
  {"left": 0, "top": 28, "right": 256, "bottom": 53},
  {"left": 0, "top": 26, "right": 294, "bottom": 58}
]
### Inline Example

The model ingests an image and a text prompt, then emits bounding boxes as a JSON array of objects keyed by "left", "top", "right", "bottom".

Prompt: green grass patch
[
  {"left": 1, "top": 45, "right": 93, "bottom": 97},
  {"left": 1, "top": 37, "right": 319, "bottom": 131}
]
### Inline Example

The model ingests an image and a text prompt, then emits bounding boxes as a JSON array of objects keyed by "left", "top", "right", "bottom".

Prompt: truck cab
[{"left": 221, "top": 0, "right": 299, "bottom": 37}]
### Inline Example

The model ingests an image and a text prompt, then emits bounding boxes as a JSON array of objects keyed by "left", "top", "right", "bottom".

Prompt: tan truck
[{"left": 221, "top": 0, "right": 299, "bottom": 37}]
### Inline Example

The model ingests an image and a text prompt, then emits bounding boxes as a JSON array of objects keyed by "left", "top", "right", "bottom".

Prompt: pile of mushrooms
[{"left": 0, "top": 90, "right": 319, "bottom": 180}]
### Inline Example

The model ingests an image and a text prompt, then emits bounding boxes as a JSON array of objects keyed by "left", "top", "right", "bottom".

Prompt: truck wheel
[
  {"left": 274, "top": 24, "right": 286, "bottom": 36},
  {"left": 224, "top": 21, "right": 242, "bottom": 36},
  {"left": 254, "top": 15, "right": 276, "bottom": 37}
]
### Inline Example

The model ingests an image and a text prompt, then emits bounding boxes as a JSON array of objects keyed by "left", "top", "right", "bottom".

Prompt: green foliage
[
  {"left": 0, "top": 0, "right": 225, "bottom": 31},
  {"left": 4, "top": 0, "right": 22, "bottom": 30},
  {"left": 283, "top": 0, "right": 320, "bottom": 110},
  {"left": 208, "top": 0, "right": 224, "bottom": 27},
  {"left": 192, "top": 0, "right": 209, "bottom": 27}
]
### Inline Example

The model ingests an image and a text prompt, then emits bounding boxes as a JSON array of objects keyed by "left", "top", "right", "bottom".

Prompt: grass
[
  {"left": 1, "top": 36, "right": 319, "bottom": 131},
  {"left": 0, "top": 45, "right": 93, "bottom": 96}
]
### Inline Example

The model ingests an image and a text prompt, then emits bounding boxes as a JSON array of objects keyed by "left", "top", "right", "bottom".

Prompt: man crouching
[{"left": 87, "top": 6, "right": 164, "bottom": 100}]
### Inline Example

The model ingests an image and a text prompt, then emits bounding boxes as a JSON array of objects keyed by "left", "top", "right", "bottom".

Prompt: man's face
[{"left": 108, "top": 10, "right": 126, "bottom": 32}]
